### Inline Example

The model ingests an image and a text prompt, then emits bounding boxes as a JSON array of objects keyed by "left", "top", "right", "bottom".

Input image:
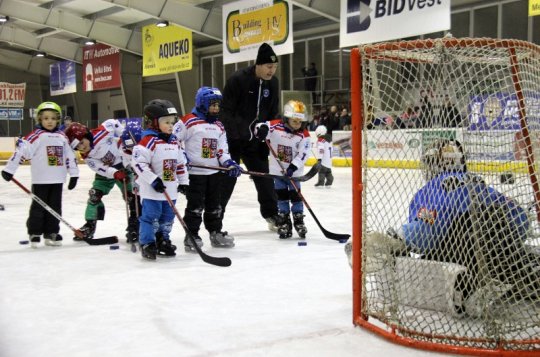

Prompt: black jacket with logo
[{"left": 221, "top": 65, "right": 279, "bottom": 141}]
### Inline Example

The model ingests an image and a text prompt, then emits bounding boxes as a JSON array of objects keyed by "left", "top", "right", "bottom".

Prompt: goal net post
[{"left": 351, "top": 37, "right": 540, "bottom": 356}]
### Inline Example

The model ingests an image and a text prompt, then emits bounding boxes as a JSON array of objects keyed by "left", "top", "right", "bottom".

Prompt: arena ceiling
[{"left": 0, "top": 0, "right": 489, "bottom": 77}]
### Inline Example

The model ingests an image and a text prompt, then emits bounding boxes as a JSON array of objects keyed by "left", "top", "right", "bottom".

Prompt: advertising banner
[
  {"left": 142, "top": 24, "right": 192, "bottom": 77},
  {"left": 468, "top": 92, "right": 540, "bottom": 131},
  {"left": 82, "top": 43, "right": 121, "bottom": 92},
  {"left": 222, "top": 0, "right": 293, "bottom": 65},
  {"left": 50, "top": 60, "right": 77, "bottom": 96},
  {"left": 0, "top": 82, "right": 26, "bottom": 107},
  {"left": 340, "top": 0, "right": 450, "bottom": 47},
  {"left": 0, "top": 108, "right": 23, "bottom": 120},
  {"left": 530, "top": 0, "right": 540, "bottom": 16}
]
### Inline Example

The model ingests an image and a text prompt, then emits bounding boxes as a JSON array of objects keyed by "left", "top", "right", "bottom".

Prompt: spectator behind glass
[
  {"left": 301, "top": 62, "right": 318, "bottom": 104},
  {"left": 439, "top": 95, "right": 462, "bottom": 128},
  {"left": 338, "top": 108, "right": 351, "bottom": 130},
  {"left": 418, "top": 89, "right": 433, "bottom": 128},
  {"left": 319, "top": 105, "right": 340, "bottom": 141},
  {"left": 59, "top": 116, "right": 74, "bottom": 132}
]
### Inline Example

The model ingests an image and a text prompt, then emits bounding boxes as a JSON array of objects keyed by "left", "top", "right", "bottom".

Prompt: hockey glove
[
  {"left": 113, "top": 170, "right": 127, "bottom": 181},
  {"left": 177, "top": 184, "right": 189, "bottom": 195},
  {"left": 1, "top": 170, "right": 13, "bottom": 182},
  {"left": 255, "top": 124, "right": 269, "bottom": 141},
  {"left": 223, "top": 159, "right": 242, "bottom": 178},
  {"left": 286, "top": 164, "right": 298, "bottom": 177},
  {"left": 151, "top": 177, "right": 166, "bottom": 193},
  {"left": 67, "top": 177, "right": 78, "bottom": 190}
]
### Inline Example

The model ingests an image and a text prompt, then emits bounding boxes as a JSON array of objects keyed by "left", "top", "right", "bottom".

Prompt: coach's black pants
[{"left": 220, "top": 139, "right": 278, "bottom": 219}]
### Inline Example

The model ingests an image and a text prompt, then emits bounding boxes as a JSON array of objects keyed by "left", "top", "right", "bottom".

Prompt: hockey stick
[
  {"left": 122, "top": 179, "right": 138, "bottom": 252},
  {"left": 188, "top": 162, "right": 321, "bottom": 182},
  {"left": 162, "top": 190, "right": 231, "bottom": 267},
  {"left": 265, "top": 140, "right": 350, "bottom": 241},
  {"left": 10, "top": 177, "right": 118, "bottom": 245}
]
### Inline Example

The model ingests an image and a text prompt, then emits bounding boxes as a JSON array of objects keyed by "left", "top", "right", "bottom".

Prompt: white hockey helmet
[{"left": 315, "top": 125, "right": 327, "bottom": 137}]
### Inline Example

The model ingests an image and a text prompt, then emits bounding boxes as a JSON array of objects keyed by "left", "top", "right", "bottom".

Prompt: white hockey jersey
[
  {"left": 83, "top": 119, "right": 125, "bottom": 179},
  {"left": 315, "top": 136, "right": 332, "bottom": 169},
  {"left": 132, "top": 131, "right": 189, "bottom": 201},
  {"left": 174, "top": 113, "right": 232, "bottom": 175},
  {"left": 4, "top": 128, "right": 79, "bottom": 184},
  {"left": 265, "top": 119, "right": 311, "bottom": 177}
]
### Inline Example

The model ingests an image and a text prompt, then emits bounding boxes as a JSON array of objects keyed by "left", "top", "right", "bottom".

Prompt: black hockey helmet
[
  {"left": 143, "top": 99, "right": 178, "bottom": 131},
  {"left": 421, "top": 138, "right": 467, "bottom": 180}
]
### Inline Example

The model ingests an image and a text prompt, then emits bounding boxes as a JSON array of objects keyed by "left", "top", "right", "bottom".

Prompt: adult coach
[{"left": 220, "top": 42, "right": 280, "bottom": 231}]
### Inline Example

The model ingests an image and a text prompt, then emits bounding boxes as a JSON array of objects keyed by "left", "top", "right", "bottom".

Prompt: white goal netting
[{"left": 353, "top": 37, "right": 540, "bottom": 354}]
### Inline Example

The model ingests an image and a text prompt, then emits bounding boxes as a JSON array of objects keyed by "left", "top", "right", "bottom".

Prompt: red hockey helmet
[{"left": 65, "top": 122, "right": 93, "bottom": 149}]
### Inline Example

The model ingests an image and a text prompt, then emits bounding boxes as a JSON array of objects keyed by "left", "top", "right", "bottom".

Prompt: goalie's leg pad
[
  {"left": 374, "top": 257, "right": 469, "bottom": 317},
  {"left": 363, "top": 231, "right": 407, "bottom": 273}
]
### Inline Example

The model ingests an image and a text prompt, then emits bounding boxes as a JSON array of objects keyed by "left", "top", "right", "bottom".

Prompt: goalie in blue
[{"left": 396, "top": 139, "right": 539, "bottom": 306}]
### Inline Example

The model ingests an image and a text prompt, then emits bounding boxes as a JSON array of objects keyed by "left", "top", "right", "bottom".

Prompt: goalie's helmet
[
  {"left": 65, "top": 122, "right": 93, "bottom": 150},
  {"left": 35, "top": 101, "right": 62, "bottom": 125},
  {"left": 195, "top": 86, "right": 222, "bottom": 116},
  {"left": 421, "top": 139, "right": 467, "bottom": 180},
  {"left": 121, "top": 121, "right": 142, "bottom": 153},
  {"left": 283, "top": 100, "right": 308, "bottom": 130},
  {"left": 143, "top": 99, "right": 178, "bottom": 131},
  {"left": 315, "top": 125, "right": 327, "bottom": 137}
]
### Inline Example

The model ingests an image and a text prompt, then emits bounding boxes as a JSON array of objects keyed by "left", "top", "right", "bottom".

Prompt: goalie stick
[
  {"left": 265, "top": 140, "right": 350, "bottom": 241},
  {"left": 163, "top": 190, "right": 231, "bottom": 267},
  {"left": 10, "top": 177, "right": 118, "bottom": 246},
  {"left": 188, "top": 162, "right": 321, "bottom": 182}
]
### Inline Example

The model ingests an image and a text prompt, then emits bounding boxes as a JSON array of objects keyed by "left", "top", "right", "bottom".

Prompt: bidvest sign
[{"left": 340, "top": 0, "right": 450, "bottom": 47}]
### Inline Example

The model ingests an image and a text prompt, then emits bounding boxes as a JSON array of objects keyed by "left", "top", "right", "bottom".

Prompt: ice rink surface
[{"left": 0, "top": 165, "right": 453, "bottom": 357}]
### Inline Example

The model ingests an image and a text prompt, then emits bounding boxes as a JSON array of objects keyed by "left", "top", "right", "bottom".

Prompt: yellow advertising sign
[
  {"left": 530, "top": 0, "right": 540, "bottom": 16},
  {"left": 142, "top": 24, "right": 192, "bottom": 77},
  {"left": 226, "top": 1, "right": 289, "bottom": 53}
]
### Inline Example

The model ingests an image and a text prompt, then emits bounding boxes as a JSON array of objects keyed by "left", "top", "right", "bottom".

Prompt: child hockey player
[
  {"left": 314, "top": 125, "right": 334, "bottom": 187},
  {"left": 65, "top": 120, "right": 139, "bottom": 243},
  {"left": 1, "top": 101, "right": 79, "bottom": 247},
  {"left": 254, "top": 100, "right": 311, "bottom": 239},
  {"left": 173, "top": 87, "right": 242, "bottom": 252},
  {"left": 132, "top": 99, "right": 189, "bottom": 260}
]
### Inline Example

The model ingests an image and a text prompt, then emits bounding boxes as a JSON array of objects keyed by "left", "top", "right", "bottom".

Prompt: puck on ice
[
  {"left": 19, "top": 240, "right": 29, "bottom": 245},
  {"left": 109, "top": 245, "right": 120, "bottom": 250},
  {"left": 298, "top": 241, "right": 307, "bottom": 246},
  {"left": 339, "top": 239, "right": 348, "bottom": 244}
]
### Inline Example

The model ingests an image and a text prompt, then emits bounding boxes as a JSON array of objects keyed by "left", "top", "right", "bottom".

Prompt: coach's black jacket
[{"left": 221, "top": 65, "right": 279, "bottom": 141}]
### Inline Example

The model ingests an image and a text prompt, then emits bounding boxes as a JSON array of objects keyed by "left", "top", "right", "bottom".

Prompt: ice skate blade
[
  {"left": 44, "top": 239, "right": 62, "bottom": 247},
  {"left": 210, "top": 243, "right": 235, "bottom": 248},
  {"left": 184, "top": 246, "right": 198, "bottom": 253}
]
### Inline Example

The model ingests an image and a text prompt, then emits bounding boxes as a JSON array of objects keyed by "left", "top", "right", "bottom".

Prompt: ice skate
[
  {"left": 184, "top": 235, "right": 203, "bottom": 253},
  {"left": 44, "top": 233, "right": 63, "bottom": 247},
  {"left": 314, "top": 177, "right": 324, "bottom": 187},
  {"left": 75, "top": 220, "right": 96, "bottom": 241},
  {"left": 141, "top": 242, "right": 157, "bottom": 260},
  {"left": 29, "top": 234, "right": 40, "bottom": 249},
  {"left": 209, "top": 231, "right": 235, "bottom": 248},
  {"left": 292, "top": 212, "right": 307, "bottom": 238},
  {"left": 265, "top": 215, "right": 279, "bottom": 232},
  {"left": 277, "top": 213, "right": 292, "bottom": 239},
  {"left": 156, "top": 232, "right": 176, "bottom": 257},
  {"left": 125, "top": 216, "right": 139, "bottom": 244}
]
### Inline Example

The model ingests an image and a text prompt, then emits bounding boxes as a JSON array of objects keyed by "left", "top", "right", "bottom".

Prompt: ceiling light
[
  {"left": 156, "top": 20, "right": 169, "bottom": 28},
  {"left": 34, "top": 52, "right": 46, "bottom": 57},
  {"left": 0, "top": 15, "right": 9, "bottom": 23},
  {"left": 84, "top": 39, "right": 96, "bottom": 46}
]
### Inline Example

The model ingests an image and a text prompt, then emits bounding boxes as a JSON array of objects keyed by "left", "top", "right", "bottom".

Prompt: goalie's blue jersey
[{"left": 401, "top": 172, "right": 529, "bottom": 253}]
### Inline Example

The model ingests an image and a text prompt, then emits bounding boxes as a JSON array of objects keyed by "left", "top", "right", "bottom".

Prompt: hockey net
[{"left": 350, "top": 38, "right": 540, "bottom": 355}]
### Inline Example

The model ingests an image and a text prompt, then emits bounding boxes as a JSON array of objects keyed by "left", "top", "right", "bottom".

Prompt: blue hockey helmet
[
  {"left": 121, "top": 120, "right": 142, "bottom": 153},
  {"left": 195, "top": 86, "right": 222, "bottom": 116}
]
